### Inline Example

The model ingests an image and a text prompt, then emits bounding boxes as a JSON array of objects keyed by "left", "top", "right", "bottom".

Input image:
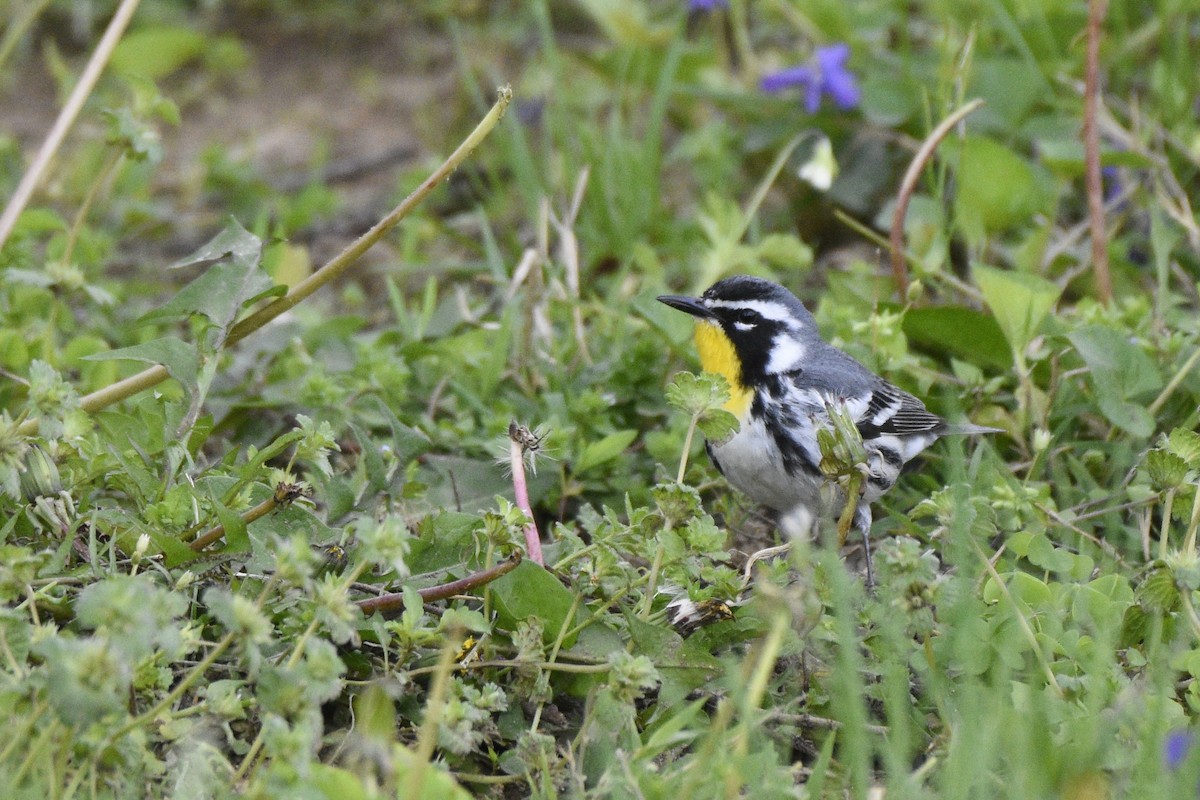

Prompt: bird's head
[{"left": 658, "top": 276, "right": 818, "bottom": 390}]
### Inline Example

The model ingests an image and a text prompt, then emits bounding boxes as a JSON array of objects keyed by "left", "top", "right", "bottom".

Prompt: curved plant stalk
[
  {"left": 1083, "top": 0, "right": 1112, "bottom": 305},
  {"left": 356, "top": 554, "right": 523, "bottom": 617},
  {"left": 0, "top": 0, "right": 143, "bottom": 249},
  {"left": 17, "top": 86, "right": 513, "bottom": 437},
  {"left": 888, "top": 98, "right": 985, "bottom": 297},
  {"left": 188, "top": 481, "right": 307, "bottom": 551}
]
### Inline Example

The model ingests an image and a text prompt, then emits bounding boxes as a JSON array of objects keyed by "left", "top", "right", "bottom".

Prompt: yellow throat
[{"left": 693, "top": 321, "right": 753, "bottom": 418}]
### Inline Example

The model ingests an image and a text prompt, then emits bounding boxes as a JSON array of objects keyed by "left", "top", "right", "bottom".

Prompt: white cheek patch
[{"left": 765, "top": 336, "right": 807, "bottom": 373}]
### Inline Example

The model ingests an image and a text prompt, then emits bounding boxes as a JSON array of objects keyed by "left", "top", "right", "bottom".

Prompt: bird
[{"left": 658, "top": 275, "right": 997, "bottom": 576}]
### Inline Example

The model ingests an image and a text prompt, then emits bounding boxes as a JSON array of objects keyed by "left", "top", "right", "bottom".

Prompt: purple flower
[
  {"left": 1166, "top": 730, "right": 1194, "bottom": 770},
  {"left": 761, "top": 43, "right": 861, "bottom": 113},
  {"left": 689, "top": 0, "right": 728, "bottom": 10}
]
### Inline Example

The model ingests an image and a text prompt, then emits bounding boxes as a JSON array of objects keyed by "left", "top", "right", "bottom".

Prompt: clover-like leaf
[
  {"left": 665, "top": 371, "right": 730, "bottom": 417},
  {"left": 696, "top": 407, "right": 738, "bottom": 442},
  {"left": 1145, "top": 449, "right": 1190, "bottom": 491},
  {"left": 1167, "top": 428, "right": 1200, "bottom": 469}
]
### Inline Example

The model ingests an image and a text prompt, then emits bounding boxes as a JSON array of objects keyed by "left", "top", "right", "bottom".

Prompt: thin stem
[
  {"left": 725, "top": 610, "right": 789, "bottom": 799},
  {"left": 0, "top": 0, "right": 53, "bottom": 75},
  {"left": 61, "top": 151, "right": 123, "bottom": 268},
  {"left": 742, "top": 608, "right": 788, "bottom": 713},
  {"left": 972, "top": 540, "right": 1063, "bottom": 695},
  {"left": 738, "top": 132, "right": 807, "bottom": 241},
  {"left": 836, "top": 472, "right": 863, "bottom": 547},
  {"left": 1181, "top": 590, "right": 1200, "bottom": 643},
  {"left": 1159, "top": 489, "right": 1176, "bottom": 561},
  {"left": 1083, "top": 0, "right": 1112, "bottom": 305},
  {"left": 356, "top": 554, "right": 522, "bottom": 616},
  {"left": 1148, "top": 347, "right": 1200, "bottom": 417},
  {"left": 1182, "top": 484, "right": 1200, "bottom": 556},
  {"left": 403, "top": 658, "right": 611, "bottom": 679},
  {"left": 188, "top": 493, "right": 277, "bottom": 551},
  {"left": 509, "top": 431, "right": 544, "bottom": 566},
  {"left": 103, "top": 632, "right": 235, "bottom": 746},
  {"left": 0, "top": 0, "right": 144, "bottom": 249},
  {"left": 405, "top": 635, "right": 462, "bottom": 800},
  {"left": 639, "top": 542, "right": 666, "bottom": 619},
  {"left": 889, "top": 98, "right": 985, "bottom": 298},
  {"left": 223, "top": 86, "right": 512, "bottom": 349},
  {"left": 677, "top": 412, "right": 701, "bottom": 484},
  {"left": 16, "top": 86, "right": 513, "bottom": 437}
]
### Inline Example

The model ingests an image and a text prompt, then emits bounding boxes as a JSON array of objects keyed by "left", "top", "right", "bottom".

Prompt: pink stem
[{"left": 510, "top": 439, "right": 544, "bottom": 565}]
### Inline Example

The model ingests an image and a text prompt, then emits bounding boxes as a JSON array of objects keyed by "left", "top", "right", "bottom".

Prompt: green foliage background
[{"left": 2, "top": 0, "right": 1200, "bottom": 797}]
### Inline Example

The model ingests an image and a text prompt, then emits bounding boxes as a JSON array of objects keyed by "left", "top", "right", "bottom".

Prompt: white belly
[{"left": 708, "top": 415, "right": 828, "bottom": 514}]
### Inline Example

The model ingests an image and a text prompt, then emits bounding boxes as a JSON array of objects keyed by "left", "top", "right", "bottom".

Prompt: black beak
[{"left": 657, "top": 294, "right": 715, "bottom": 319}]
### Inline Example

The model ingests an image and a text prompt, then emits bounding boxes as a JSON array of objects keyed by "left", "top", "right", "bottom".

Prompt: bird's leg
[{"left": 854, "top": 504, "right": 875, "bottom": 590}]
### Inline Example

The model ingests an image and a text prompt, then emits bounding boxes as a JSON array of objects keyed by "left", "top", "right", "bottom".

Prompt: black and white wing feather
[{"left": 854, "top": 382, "right": 946, "bottom": 440}]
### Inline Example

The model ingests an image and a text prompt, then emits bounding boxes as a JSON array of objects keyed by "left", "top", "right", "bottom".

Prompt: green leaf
[
  {"left": 1068, "top": 326, "right": 1163, "bottom": 437},
  {"left": 665, "top": 371, "right": 730, "bottom": 416},
  {"left": 903, "top": 306, "right": 1013, "bottom": 370},
  {"left": 1139, "top": 567, "right": 1179, "bottom": 612},
  {"left": 490, "top": 560, "right": 581, "bottom": 647},
  {"left": 1023, "top": 533, "right": 1075, "bottom": 574},
  {"left": 418, "top": 455, "right": 553, "bottom": 515},
  {"left": 408, "top": 512, "right": 484, "bottom": 574},
  {"left": 353, "top": 683, "right": 396, "bottom": 745},
  {"left": 573, "top": 0, "right": 670, "bottom": 45},
  {"left": 83, "top": 337, "right": 199, "bottom": 400},
  {"left": 983, "top": 571, "right": 1052, "bottom": 607},
  {"left": 974, "top": 264, "right": 1060, "bottom": 354},
  {"left": 210, "top": 495, "right": 250, "bottom": 554},
  {"left": 1069, "top": 326, "right": 1162, "bottom": 397},
  {"left": 154, "top": 529, "right": 197, "bottom": 568},
  {"left": 391, "top": 747, "right": 471, "bottom": 800},
  {"left": 625, "top": 614, "right": 721, "bottom": 708},
  {"left": 307, "top": 764, "right": 374, "bottom": 800},
  {"left": 1071, "top": 576, "right": 1133, "bottom": 628},
  {"left": 575, "top": 429, "right": 638, "bottom": 474},
  {"left": 102, "top": 108, "right": 162, "bottom": 163},
  {"left": 753, "top": 233, "right": 813, "bottom": 271},
  {"left": 1146, "top": 450, "right": 1190, "bottom": 490},
  {"left": 141, "top": 220, "right": 274, "bottom": 337},
  {"left": 111, "top": 26, "right": 206, "bottom": 80},
  {"left": 968, "top": 58, "right": 1046, "bottom": 130},
  {"left": 1167, "top": 428, "right": 1200, "bottom": 468},
  {"left": 954, "top": 137, "right": 1050, "bottom": 239},
  {"left": 1118, "top": 603, "right": 1151, "bottom": 648},
  {"left": 696, "top": 408, "right": 739, "bottom": 442}
]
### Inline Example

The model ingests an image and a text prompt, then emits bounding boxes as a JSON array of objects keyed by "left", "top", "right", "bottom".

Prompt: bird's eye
[{"left": 734, "top": 309, "right": 758, "bottom": 324}]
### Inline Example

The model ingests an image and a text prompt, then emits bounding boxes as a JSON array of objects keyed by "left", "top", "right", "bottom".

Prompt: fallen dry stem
[
  {"left": 356, "top": 554, "right": 523, "bottom": 617},
  {"left": 0, "top": 0, "right": 143, "bottom": 249},
  {"left": 17, "top": 86, "right": 513, "bottom": 436}
]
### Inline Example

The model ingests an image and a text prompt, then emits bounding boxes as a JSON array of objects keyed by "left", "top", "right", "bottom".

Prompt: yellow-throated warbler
[{"left": 659, "top": 276, "right": 997, "bottom": 566}]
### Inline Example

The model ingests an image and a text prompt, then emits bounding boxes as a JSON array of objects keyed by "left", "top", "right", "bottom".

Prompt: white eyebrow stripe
[{"left": 705, "top": 299, "right": 794, "bottom": 322}]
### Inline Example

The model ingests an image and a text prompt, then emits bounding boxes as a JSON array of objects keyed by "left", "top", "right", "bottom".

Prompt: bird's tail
[{"left": 940, "top": 422, "right": 1004, "bottom": 436}]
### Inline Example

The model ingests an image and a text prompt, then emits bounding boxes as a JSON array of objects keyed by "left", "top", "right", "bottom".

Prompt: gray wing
[
  {"left": 854, "top": 382, "right": 947, "bottom": 439},
  {"left": 787, "top": 345, "right": 947, "bottom": 439}
]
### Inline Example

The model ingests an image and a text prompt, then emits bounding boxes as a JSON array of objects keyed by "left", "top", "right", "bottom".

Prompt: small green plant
[{"left": 2, "top": 0, "right": 1200, "bottom": 797}]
